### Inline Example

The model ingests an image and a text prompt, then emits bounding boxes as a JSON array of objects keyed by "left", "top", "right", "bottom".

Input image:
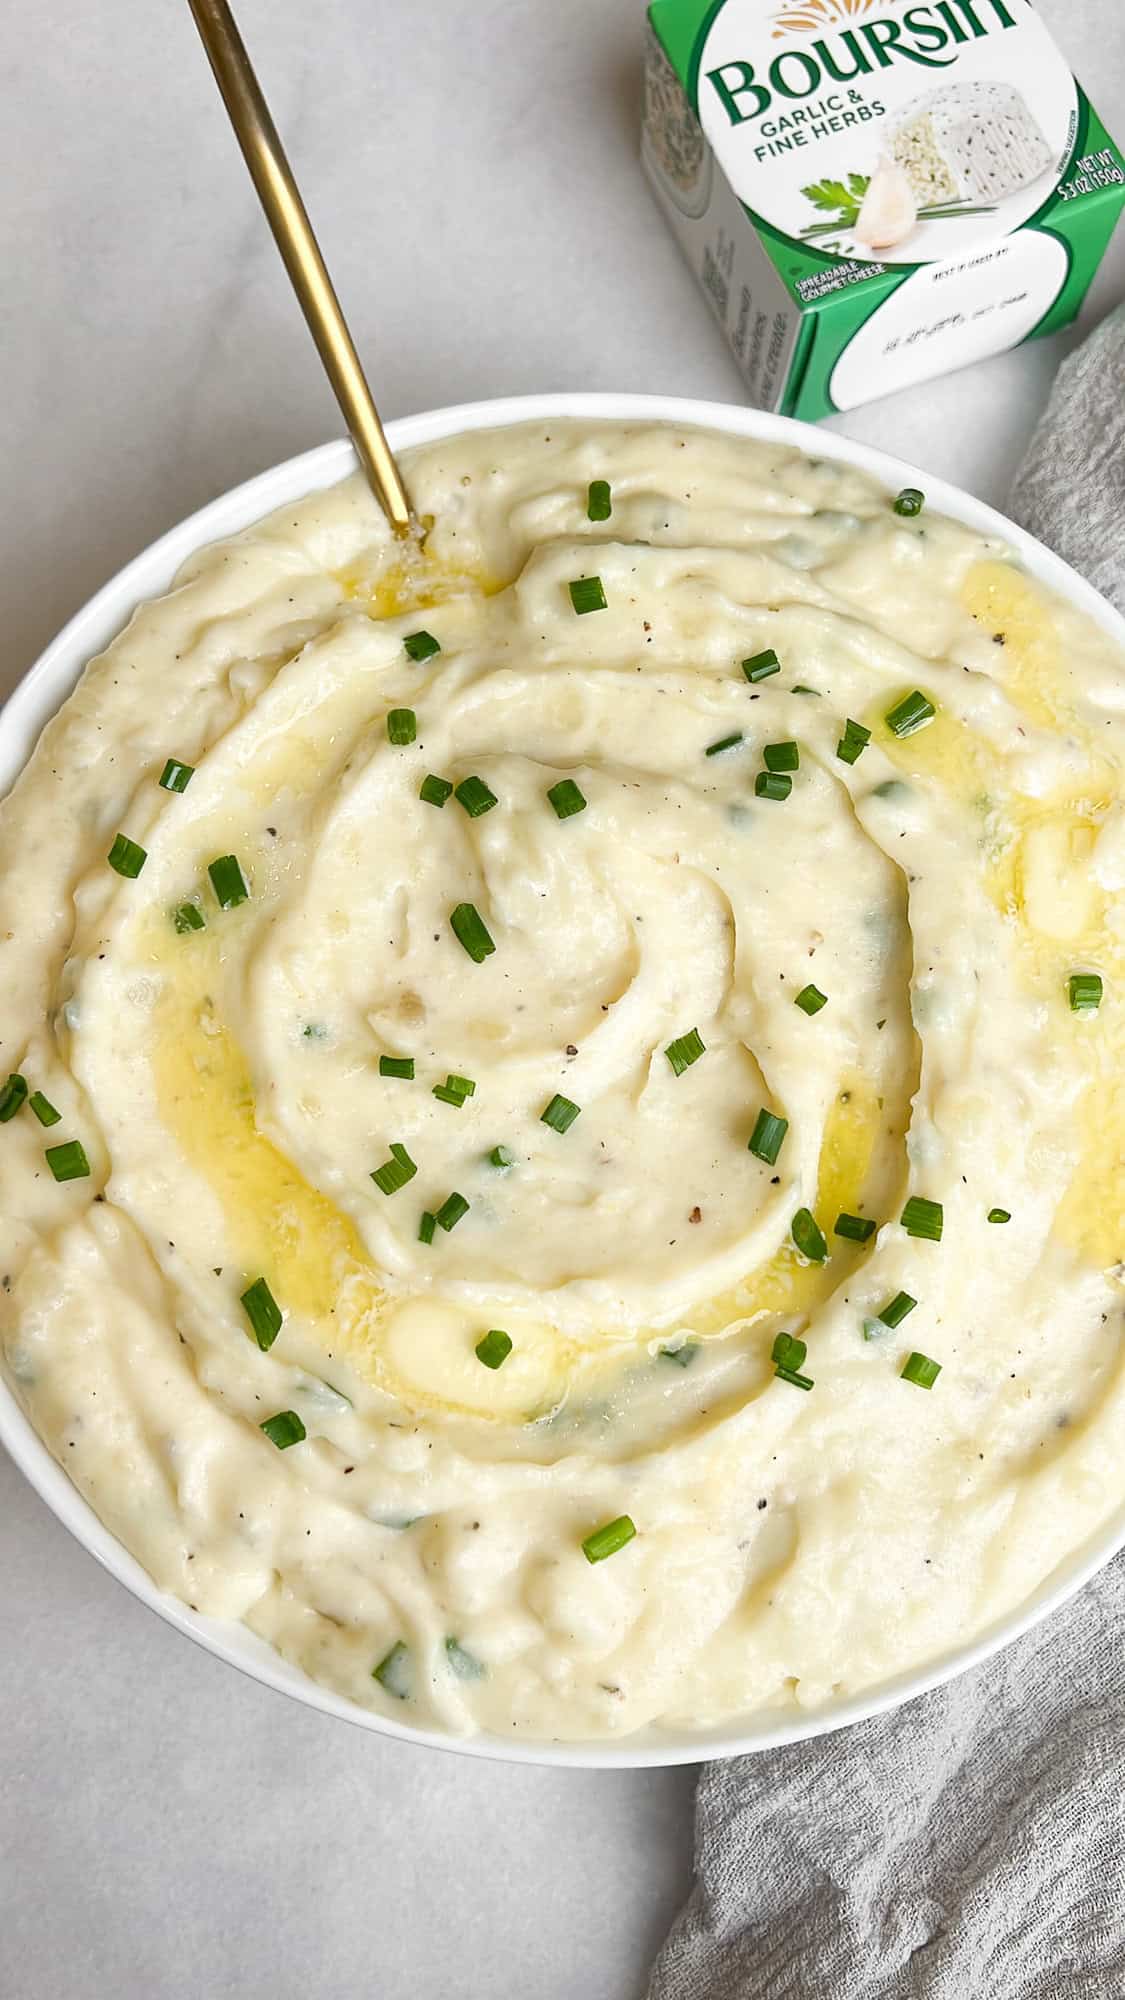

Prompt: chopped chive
[
  {"left": 902, "top": 1351, "right": 941, "bottom": 1389},
  {"left": 445, "top": 1636, "right": 485, "bottom": 1681},
  {"left": 764, "top": 741, "right": 800, "bottom": 773},
  {"left": 208, "top": 854, "right": 250, "bottom": 908},
  {"left": 455, "top": 774, "right": 498, "bottom": 818},
  {"left": 791, "top": 685, "right": 821, "bottom": 698},
  {"left": 371, "top": 1144, "right": 418, "bottom": 1196},
  {"left": 886, "top": 690, "right": 936, "bottom": 738},
  {"left": 373, "top": 1640, "right": 411, "bottom": 1697},
  {"left": 450, "top": 902, "right": 495, "bottom": 962},
  {"left": 488, "top": 1144, "right": 515, "bottom": 1169},
  {"left": 878, "top": 1291, "right": 917, "bottom": 1330},
  {"left": 791, "top": 1208, "right": 827, "bottom": 1263},
  {"left": 659, "top": 1341, "right": 698, "bottom": 1367},
  {"left": 1068, "top": 973, "right": 1103, "bottom": 1014},
  {"left": 404, "top": 630, "right": 440, "bottom": 662},
  {"left": 665, "top": 1028, "right": 706, "bottom": 1077},
  {"left": 29, "top": 1092, "right": 61, "bottom": 1128},
  {"left": 433, "top": 1076, "right": 473, "bottom": 1106},
  {"left": 379, "top": 1055, "right": 415, "bottom": 1080},
  {"left": 418, "top": 1210, "right": 437, "bottom": 1244},
  {"left": 749, "top": 1108, "right": 788, "bottom": 1165},
  {"left": 582, "top": 1515, "right": 636, "bottom": 1564},
  {"left": 837, "top": 719, "right": 871, "bottom": 765},
  {"left": 435, "top": 1192, "right": 469, "bottom": 1231},
  {"left": 541, "top": 1093, "right": 581, "bottom": 1134},
  {"left": 587, "top": 479, "right": 612, "bottom": 522},
  {"left": 795, "top": 984, "right": 827, "bottom": 1016},
  {"left": 755, "top": 771, "right": 792, "bottom": 802},
  {"left": 420, "top": 773, "right": 454, "bottom": 808},
  {"left": 387, "top": 707, "right": 417, "bottom": 746},
  {"left": 772, "top": 1331, "right": 807, "bottom": 1373},
  {"left": 107, "top": 833, "right": 147, "bottom": 879},
  {"left": 834, "top": 1212, "right": 876, "bottom": 1243},
  {"left": 475, "top": 1329, "right": 513, "bottom": 1370},
  {"left": 742, "top": 650, "right": 780, "bottom": 683},
  {"left": 173, "top": 902, "right": 206, "bottom": 934},
  {"left": 775, "top": 1365, "right": 815, "bottom": 1390},
  {"left": 45, "top": 1140, "right": 90, "bottom": 1183},
  {"left": 547, "top": 778, "right": 588, "bottom": 820},
  {"left": 706, "top": 732, "right": 744, "bottom": 758},
  {"left": 0, "top": 1074, "right": 28, "bottom": 1122},
  {"left": 893, "top": 488, "right": 925, "bottom": 518},
  {"left": 901, "top": 1196, "right": 943, "bottom": 1242},
  {"left": 988, "top": 1207, "right": 1011, "bottom": 1225},
  {"left": 260, "top": 1409, "right": 305, "bottom": 1449},
  {"left": 569, "top": 576, "right": 607, "bottom": 615},
  {"left": 158, "top": 758, "right": 194, "bottom": 793},
  {"left": 241, "top": 1277, "right": 283, "bottom": 1350}
]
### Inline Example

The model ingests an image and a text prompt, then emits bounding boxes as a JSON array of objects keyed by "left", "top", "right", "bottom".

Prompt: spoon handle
[{"left": 187, "top": 0, "right": 413, "bottom": 534}]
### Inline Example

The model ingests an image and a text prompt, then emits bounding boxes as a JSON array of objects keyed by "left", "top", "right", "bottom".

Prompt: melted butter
[
  {"left": 1057, "top": 1065, "right": 1125, "bottom": 1269},
  {"left": 150, "top": 966, "right": 382, "bottom": 1332},
  {"left": 877, "top": 562, "right": 1112, "bottom": 840},
  {"left": 877, "top": 703, "right": 998, "bottom": 816},
  {"left": 876, "top": 561, "right": 1125, "bottom": 1270},
  {"left": 140, "top": 539, "right": 570, "bottom": 1428},
  {"left": 147, "top": 943, "right": 584, "bottom": 1421},
  {"left": 962, "top": 559, "right": 1072, "bottom": 732},
  {"left": 241, "top": 729, "right": 333, "bottom": 812},
  {"left": 873, "top": 708, "right": 1114, "bottom": 959},
  {"left": 996, "top": 809, "right": 1107, "bottom": 943},
  {"left": 140, "top": 554, "right": 1122, "bottom": 1413},
  {"left": 961, "top": 566, "right": 1124, "bottom": 1267},
  {"left": 688, "top": 1072, "right": 902, "bottom": 1342},
  {"left": 148, "top": 945, "right": 905, "bottom": 1416},
  {"left": 337, "top": 539, "right": 504, "bottom": 619}
]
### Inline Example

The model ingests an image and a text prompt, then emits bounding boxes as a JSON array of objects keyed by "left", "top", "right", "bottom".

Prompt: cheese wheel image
[{"left": 891, "top": 82, "right": 1054, "bottom": 207}]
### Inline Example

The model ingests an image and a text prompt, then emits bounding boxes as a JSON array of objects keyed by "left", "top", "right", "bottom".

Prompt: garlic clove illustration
[{"left": 854, "top": 159, "right": 918, "bottom": 250}]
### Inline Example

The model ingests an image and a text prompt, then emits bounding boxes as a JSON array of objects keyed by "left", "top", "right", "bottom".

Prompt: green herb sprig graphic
[
  {"left": 799, "top": 172, "right": 996, "bottom": 242},
  {"left": 800, "top": 174, "right": 870, "bottom": 232}
]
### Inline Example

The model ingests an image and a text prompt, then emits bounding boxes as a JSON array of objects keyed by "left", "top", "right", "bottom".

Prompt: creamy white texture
[{"left": 2, "top": 421, "right": 1124, "bottom": 1743}]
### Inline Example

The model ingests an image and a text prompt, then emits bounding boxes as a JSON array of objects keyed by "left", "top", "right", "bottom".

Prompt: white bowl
[{"left": 4, "top": 392, "right": 1124, "bottom": 1769}]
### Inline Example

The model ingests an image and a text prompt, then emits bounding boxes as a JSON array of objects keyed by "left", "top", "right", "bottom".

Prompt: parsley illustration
[{"left": 801, "top": 174, "right": 870, "bottom": 229}]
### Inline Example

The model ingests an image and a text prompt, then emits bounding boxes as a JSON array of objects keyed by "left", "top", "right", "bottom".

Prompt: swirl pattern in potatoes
[{"left": 1, "top": 421, "right": 1123, "bottom": 1740}]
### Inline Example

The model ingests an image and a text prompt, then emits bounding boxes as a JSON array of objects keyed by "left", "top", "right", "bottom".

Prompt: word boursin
[{"left": 706, "top": 0, "right": 1020, "bottom": 125}]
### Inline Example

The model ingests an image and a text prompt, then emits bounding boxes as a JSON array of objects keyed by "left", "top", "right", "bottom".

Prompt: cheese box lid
[{"left": 646, "top": 0, "right": 1125, "bottom": 305}]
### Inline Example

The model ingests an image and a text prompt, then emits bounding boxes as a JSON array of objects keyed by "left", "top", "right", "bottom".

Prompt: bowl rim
[{"left": 4, "top": 388, "right": 1125, "bottom": 1770}]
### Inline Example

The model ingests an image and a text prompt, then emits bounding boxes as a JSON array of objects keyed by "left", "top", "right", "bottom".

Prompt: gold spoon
[{"left": 186, "top": 0, "right": 414, "bottom": 536}]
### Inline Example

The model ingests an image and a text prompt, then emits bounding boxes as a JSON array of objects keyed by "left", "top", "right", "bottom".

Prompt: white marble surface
[{"left": 1, "top": 3, "right": 1122, "bottom": 1995}]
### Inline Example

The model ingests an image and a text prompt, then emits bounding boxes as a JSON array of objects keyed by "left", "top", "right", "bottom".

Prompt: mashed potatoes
[{"left": 1, "top": 420, "right": 1123, "bottom": 1741}]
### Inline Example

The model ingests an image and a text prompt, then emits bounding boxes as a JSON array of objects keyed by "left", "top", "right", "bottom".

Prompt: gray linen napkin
[
  {"left": 646, "top": 308, "right": 1125, "bottom": 2000},
  {"left": 1010, "top": 305, "right": 1125, "bottom": 619}
]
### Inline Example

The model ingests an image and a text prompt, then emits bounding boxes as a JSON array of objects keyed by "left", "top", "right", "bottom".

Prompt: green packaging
[{"left": 643, "top": 0, "right": 1125, "bottom": 419}]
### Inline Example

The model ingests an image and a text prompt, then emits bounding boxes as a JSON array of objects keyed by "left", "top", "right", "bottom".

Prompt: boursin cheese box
[{"left": 643, "top": 0, "right": 1125, "bottom": 418}]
